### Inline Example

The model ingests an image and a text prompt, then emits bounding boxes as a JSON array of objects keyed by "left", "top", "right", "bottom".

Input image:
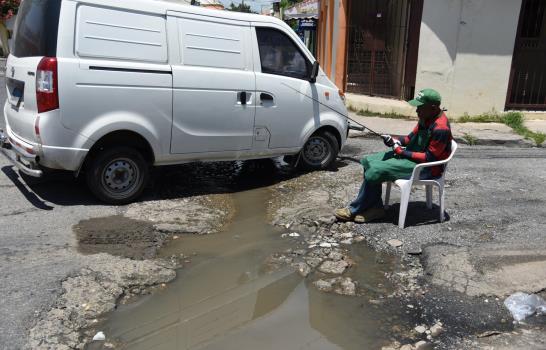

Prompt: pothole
[{"left": 74, "top": 215, "right": 163, "bottom": 260}]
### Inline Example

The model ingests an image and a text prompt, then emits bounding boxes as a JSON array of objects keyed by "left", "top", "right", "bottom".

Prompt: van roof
[{"left": 70, "top": 0, "right": 287, "bottom": 25}]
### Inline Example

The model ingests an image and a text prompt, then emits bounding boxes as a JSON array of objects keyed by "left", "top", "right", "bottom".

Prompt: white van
[{"left": 0, "top": 0, "right": 348, "bottom": 204}]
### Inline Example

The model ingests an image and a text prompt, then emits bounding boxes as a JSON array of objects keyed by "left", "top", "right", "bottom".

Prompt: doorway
[
  {"left": 506, "top": 0, "right": 546, "bottom": 110},
  {"left": 346, "top": 0, "right": 422, "bottom": 100}
]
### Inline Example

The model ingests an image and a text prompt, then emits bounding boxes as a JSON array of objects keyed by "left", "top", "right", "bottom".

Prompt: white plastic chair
[{"left": 384, "top": 140, "right": 458, "bottom": 228}]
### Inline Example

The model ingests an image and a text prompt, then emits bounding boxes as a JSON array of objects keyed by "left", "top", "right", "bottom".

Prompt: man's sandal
[
  {"left": 354, "top": 207, "right": 386, "bottom": 224},
  {"left": 334, "top": 207, "right": 355, "bottom": 221}
]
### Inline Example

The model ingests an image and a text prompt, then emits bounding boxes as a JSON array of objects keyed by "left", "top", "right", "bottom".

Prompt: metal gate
[
  {"left": 506, "top": 0, "right": 546, "bottom": 110},
  {"left": 346, "top": 0, "right": 416, "bottom": 99}
]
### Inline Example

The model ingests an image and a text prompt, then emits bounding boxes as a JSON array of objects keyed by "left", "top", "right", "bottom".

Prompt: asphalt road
[
  {"left": 0, "top": 74, "right": 119, "bottom": 348},
  {"left": 1, "top": 71, "right": 546, "bottom": 348}
]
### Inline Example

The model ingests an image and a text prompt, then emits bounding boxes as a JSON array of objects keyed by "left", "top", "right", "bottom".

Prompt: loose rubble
[{"left": 314, "top": 277, "right": 357, "bottom": 296}]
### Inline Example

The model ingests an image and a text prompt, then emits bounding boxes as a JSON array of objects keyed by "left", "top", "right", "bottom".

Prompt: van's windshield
[{"left": 12, "top": 0, "right": 62, "bottom": 58}]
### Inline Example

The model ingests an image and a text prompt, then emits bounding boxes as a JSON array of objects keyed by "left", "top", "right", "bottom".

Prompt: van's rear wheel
[
  {"left": 299, "top": 130, "right": 339, "bottom": 170},
  {"left": 86, "top": 147, "right": 149, "bottom": 204}
]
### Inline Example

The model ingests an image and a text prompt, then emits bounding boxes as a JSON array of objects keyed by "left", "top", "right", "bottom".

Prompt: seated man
[{"left": 335, "top": 88, "right": 453, "bottom": 223}]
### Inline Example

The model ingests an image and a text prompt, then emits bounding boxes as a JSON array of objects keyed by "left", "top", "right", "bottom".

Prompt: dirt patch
[{"left": 74, "top": 216, "right": 162, "bottom": 260}]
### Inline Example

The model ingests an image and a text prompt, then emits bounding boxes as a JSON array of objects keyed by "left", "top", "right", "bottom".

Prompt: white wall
[{"left": 415, "top": 0, "right": 522, "bottom": 117}]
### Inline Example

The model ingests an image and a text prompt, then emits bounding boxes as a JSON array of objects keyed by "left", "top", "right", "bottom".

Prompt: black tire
[
  {"left": 86, "top": 147, "right": 149, "bottom": 204},
  {"left": 298, "top": 130, "right": 340, "bottom": 170}
]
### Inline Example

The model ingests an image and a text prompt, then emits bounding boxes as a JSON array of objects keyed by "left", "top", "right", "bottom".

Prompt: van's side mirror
[{"left": 309, "top": 61, "right": 319, "bottom": 83}]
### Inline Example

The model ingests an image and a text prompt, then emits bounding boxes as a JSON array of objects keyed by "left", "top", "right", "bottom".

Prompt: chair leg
[
  {"left": 439, "top": 186, "right": 445, "bottom": 223},
  {"left": 426, "top": 185, "right": 433, "bottom": 209},
  {"left": 398, "top": 184, "right": 411, "bottom": 229},
  {"left": 384, "top": 182, "right": 391, "bottom": 208}
]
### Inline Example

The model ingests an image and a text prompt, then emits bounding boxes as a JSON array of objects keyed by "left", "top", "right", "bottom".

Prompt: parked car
[{"left": 0, "top": 0, "right": 348, "bottom": 204}]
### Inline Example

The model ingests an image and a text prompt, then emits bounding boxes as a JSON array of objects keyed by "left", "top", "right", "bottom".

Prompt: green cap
[{"left": 408, "top": 88, "right": 442, "bottom": 107}]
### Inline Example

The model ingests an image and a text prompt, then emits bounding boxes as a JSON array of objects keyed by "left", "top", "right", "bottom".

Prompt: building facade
[{"left": 318, "top": 0, "right": 546, "bottom": 117}]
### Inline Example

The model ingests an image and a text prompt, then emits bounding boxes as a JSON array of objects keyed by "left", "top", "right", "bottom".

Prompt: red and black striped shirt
[{"left": 394, "top": 112, "right": 453, "bottom": 177}]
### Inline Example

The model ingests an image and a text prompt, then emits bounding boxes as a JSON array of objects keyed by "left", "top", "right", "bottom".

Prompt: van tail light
[{"left": 36, "top": 57, "right": 59, "bottom": 113}]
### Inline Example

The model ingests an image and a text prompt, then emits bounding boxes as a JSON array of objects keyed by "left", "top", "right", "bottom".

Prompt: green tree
[{"left": 228, "top": 2, "right": 252, "bottom": 13}]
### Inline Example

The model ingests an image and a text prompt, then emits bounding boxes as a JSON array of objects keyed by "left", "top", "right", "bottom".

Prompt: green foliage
[
  {"left": 458, "top": 111, "right": 545, "bottom": 146},
  {"left": 458, "top": 113, "right": 501, "bottom": 123},
  {"left": 462, "top": 133, "right": 477, "bottom": 146},
  {"left": 228, "top": 2, "right": 252, "bottom": 13},
  {"left": 350, "top": 106, "right": 414, "bottom": 120},
  {"left": 280, "top": 0, "right": 305, "bottom": 9}
]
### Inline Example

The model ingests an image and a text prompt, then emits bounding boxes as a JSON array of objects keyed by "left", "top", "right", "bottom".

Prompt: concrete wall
[{"left": 415, "top": 0, "right": 522, "bottom": 117}]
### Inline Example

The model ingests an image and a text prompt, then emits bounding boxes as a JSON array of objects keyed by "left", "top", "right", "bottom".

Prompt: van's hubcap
[
  {"left": 102, "top": 158, "right": 139, "bottom": 194},
  {"left": 303, "top": 136, "right": 330, "bottom": 165}
]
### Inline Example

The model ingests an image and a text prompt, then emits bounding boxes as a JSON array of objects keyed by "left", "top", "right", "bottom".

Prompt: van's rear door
[{"left": 4, "top": 0, "right": 61, "bottom": 143}]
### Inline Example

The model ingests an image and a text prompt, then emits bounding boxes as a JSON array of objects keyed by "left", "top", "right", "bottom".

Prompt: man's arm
[
  {"left": 394, "top": 124, "right": 418, "bottom": 147},
  {"left": 394, "top": 128, "right": 451, "bottom": 163}
]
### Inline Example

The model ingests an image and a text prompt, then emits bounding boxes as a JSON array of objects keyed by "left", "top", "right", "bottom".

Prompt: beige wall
[{"left": 415, "top": 0, "right": 522, "bottom": 117}]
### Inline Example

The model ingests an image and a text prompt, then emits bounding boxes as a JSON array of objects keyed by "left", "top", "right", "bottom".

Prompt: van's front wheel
[
  {"left": 299, "top": 130, "right": 339, "bottom": 170},
  {"left": 86, "top": 147, "right": 149, "bottom": 204}
]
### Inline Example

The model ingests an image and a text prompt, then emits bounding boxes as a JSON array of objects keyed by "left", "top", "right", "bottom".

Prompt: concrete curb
[{"left": 452, "top": 136, "right": 536, "bottom": 148}]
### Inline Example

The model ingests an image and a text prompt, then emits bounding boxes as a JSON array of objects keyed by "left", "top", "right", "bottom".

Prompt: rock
[
  {"left": 320, "top": 242, "right": 332, "bottom": 248},
  {"left": 354, "top": 235, "right": 365, "bottom": 242},
  {"left": 340, "top": 239, "right": 353, "bottom": 245},
  {"left": 154, "top": 223, "right": 185, "bottom": 233},
  {"left": 294, "top": 262, "right": 311, "bottom": 277},
  {"left": 304, "top": 257, "right": 323, "bottom": 268},
  {"left": 400, "top": 345, "right": 414, "bottom": 350},
  {"left": 414, "top": 341, "right": 431, "bottom": 350},
  {"left": 327, "top": 251, "right": 344, "bottom": 261},
  {"left": 430, "top": 323, "right": 444, "bottom": 337},
  {"left": 314, "top": 279, "right": 334, "bottom": 292},
  {"left": 314, "top": 277, "right": 357, "bottom": 296},
  {"left": 339, "top": 232, "right": 354, "bottom": 239},
  {"left": 318, "top": 260, "right": 349, "bottom": 274},
  {"left": 335, "top": 277, "right": 357, "bottom": 296},
  {"left": 92, "top": 331, "right": 106, "bottom": 341},
  {"left": 414, "top": 325, "right": 427, "bottom": 334},
  {"left": 387, "top": 239, "right": 403, "bottom": 248},
  {"left": 288, "top": 232, "right": 300, "bottom": 237}
]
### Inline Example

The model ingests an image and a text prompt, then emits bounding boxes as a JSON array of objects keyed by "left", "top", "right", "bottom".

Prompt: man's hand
[
  {"left": 381, "top": 134, "right": 395, "bottom": 147},
  {"left": 393, "top": 143, "right": 404, "bottom": 155}
]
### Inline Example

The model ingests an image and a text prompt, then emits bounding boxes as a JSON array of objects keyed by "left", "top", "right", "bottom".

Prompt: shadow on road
[
  {"left": 376, "top": 201, "right": 450, "bottom": 227},
  {"left": 2, "top": 158, "right": 346, "bottom": 207}
]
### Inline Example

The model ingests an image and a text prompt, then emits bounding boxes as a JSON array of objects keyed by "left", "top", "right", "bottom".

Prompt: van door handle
[
  {"left": 239, "top": 91, "right": 247, "bottom": 105},
  {"left": 260, "top": 93, "right": 274, "bottom": 102}
]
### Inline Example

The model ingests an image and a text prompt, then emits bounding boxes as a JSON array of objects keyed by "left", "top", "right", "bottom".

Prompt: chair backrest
[
  {"left": 439, "top": 140, "right": 458, "bottom": 179},
  {"left": 410, "top": 140, "right": 458, "bottom": 181},
  {"left": 446, "top": 140, "right": 458, "bottom": 162}
]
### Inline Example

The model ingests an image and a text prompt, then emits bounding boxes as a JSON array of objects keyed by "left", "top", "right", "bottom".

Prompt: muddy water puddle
[{"left": 82, "top": 160, "right": 410, "bottom": 349}]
